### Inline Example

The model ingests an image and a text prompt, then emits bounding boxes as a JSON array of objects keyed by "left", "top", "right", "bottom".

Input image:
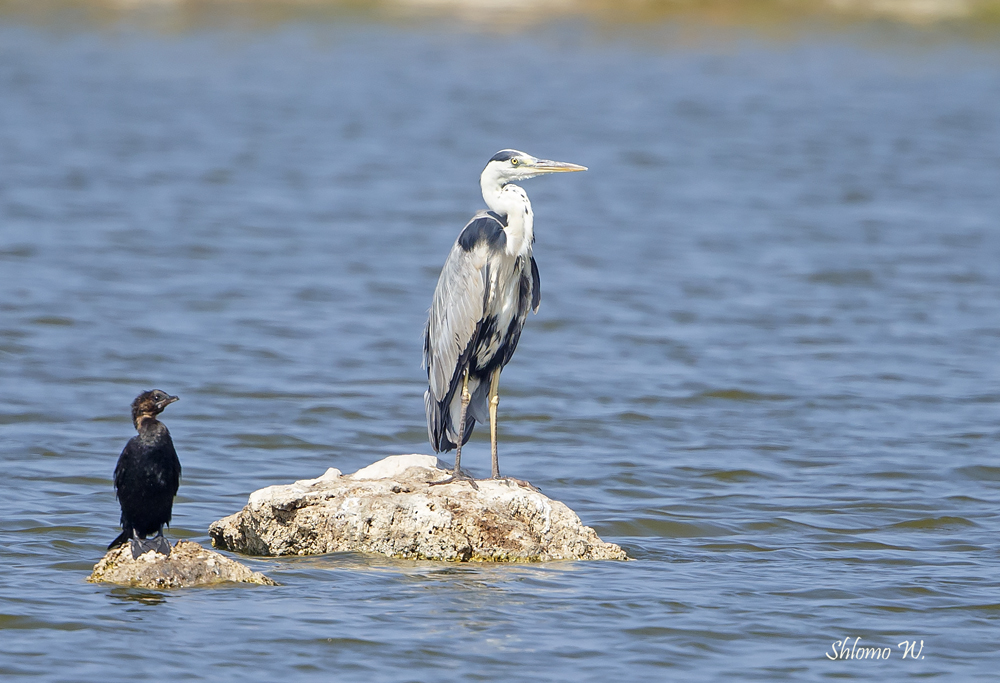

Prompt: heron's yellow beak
[{"left": 531, "top": 159, "right": 588, "bottom": 173}]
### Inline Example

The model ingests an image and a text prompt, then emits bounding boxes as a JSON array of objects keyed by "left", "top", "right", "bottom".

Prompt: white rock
[
  {"left": 88, "top": 540, "right": 276, "bottom": 588},
  {"left": 350, "top": 454, "right": 439, "bottom": 480},
  {"left": 295, "top": 467, "right": 342, "bottom": 487},
  {"left": 209, "top": 455, "right": 628, "bottom": 563}
]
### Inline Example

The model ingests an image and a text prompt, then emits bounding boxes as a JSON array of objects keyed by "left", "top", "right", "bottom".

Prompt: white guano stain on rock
[
  {"left": 88, "top": 540, "right": 277, "bottom": 588},
  {"left": 209, "top": 454, "right": 628, "bottom": 562}
]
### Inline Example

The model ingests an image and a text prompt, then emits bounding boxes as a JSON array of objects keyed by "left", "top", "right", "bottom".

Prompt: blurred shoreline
[{"left": 2, "top": 0, "right": 999, "bottom": 34}]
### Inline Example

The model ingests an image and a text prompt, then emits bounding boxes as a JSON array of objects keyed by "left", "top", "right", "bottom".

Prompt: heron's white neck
[{"left": 482, "top": 181, "right": 533, "bottom": 258}]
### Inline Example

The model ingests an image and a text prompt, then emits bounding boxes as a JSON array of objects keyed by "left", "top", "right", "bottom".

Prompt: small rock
[
  {"left": 209, "top": 454, "right": 628, "bottom": 562},
  {"left": 88, "top": 539, "right": 277, "bottom": 588}
]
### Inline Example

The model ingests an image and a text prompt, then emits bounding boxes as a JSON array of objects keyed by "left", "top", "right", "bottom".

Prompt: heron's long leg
[
  {"left": 431, "top": 368, "right": 478, "bottom": 489},
  {"left": 486, "top": 367, "right": 539, "bottom": 491},
  {"left": 453, "top": 368, "right": 471, "bottom": 475},
  {"left": 488, "top": 367, "right": 501, "bottom": 479}
]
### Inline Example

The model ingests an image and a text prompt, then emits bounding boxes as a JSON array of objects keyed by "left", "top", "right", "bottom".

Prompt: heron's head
[
  {"left": 131, "top": 389, "right": 179, "bottom": 428},
  {"left": 481, "top": 149, "right": 587, "bottom": 191}
]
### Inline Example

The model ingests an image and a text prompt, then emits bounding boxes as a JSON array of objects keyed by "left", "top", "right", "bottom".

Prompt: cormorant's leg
[
  {"left": 129, "top": 529, "right": 172, "bottom": 559},
  {"left": 486, "top": 368, "right": 538, "bottom": 491},
  {"left": 128, "top": 529, "right": 147, "bottom": 560},
  {"left": 150, "top": 529, "right": 172, "bottom": 557},
  {"left": 431, "top": 368, "right": 478, "bottom": 490},
  {"left": 488, "top": 367, "right": 502, "bottom": 479},
  {"left": 128, "top": 528, "right": 143, "bottom": 559}
]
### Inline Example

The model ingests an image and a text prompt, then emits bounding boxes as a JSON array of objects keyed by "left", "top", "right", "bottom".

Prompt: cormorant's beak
[
  {"left": 157, "top": 395, "right": 179, "bottom": 410},
  {"left": 531, "top": 158, "right": 588, "bottom": 174}
]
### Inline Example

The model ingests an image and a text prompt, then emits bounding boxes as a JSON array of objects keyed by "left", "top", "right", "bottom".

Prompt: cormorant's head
[
  {"left": 480, "top": 149, "right": 587, "bottom": 192},
  {"left": 131, "top": 389, "right": 179, "bottom": 428}
]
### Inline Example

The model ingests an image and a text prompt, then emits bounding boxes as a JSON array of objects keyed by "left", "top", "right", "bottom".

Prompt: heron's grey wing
[
  {"left": 530, "top": 255, "right": 541, "bottom": 313},
  {"left": 424, "top": 213, "right": 503, "bottom": 404}
]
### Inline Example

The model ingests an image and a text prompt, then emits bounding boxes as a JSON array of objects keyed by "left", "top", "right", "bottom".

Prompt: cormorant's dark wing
[
  {"left": 161, "top": 434, "right": 181, "bottom": 499},
  {"left": 110, "top": 438, "right": 137, "bottom": 547},
  {"left": 112, "top": 439, "right": 135, "bottom": 501}
]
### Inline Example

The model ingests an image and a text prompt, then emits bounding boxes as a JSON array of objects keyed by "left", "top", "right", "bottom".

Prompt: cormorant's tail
[{"left": 108, "top": 528, "right": 131, "bottom": 550}]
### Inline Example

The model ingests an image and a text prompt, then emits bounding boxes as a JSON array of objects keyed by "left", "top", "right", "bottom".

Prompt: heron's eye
[{"left": 511, "top": 158, "right": 519, "bottom": 166}]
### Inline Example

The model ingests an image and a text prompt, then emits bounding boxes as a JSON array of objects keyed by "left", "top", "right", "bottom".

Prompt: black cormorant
[{"left": 108, "top": 389, "right": 181, "bottom": 559}]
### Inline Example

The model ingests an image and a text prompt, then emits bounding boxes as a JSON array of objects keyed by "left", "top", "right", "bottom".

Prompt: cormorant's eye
[{"left": 511, "top": 158, "right": 519, "bottom": 166}]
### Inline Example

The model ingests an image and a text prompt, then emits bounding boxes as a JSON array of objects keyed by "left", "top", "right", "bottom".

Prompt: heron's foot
[
  {"left": 129, "top": 534, "right": 172, "bottom": 559},
  {"left": 490, "top": 476, "right": 539, "bottom": 492},
  {"left": 430, "top": 471, "right": 480, "bottom": 490}
]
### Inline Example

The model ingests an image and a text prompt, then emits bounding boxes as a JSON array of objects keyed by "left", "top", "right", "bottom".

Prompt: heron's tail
[
  {"left": 425, "top": 388, "right": 479, "bottom": 453},
  {"left": 424, "top": 389, "right": 443, "bottom": 453}
]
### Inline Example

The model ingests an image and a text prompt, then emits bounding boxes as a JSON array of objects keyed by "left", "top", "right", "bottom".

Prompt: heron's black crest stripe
[
  {"left": 488, "top": 149, "right": 519, "bottom": 163},
  {"left": 458, "top": 214, "right": 507, "bottom": 252}
]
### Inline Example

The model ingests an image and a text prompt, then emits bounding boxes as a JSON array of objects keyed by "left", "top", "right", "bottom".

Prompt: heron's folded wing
[{"left": 424, "top": 233, "right": 493, "bottom": 404}]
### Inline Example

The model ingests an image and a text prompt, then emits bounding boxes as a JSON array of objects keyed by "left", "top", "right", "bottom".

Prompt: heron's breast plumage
[{"left": 472, "top": 252, "right": 531, "bottom": 372}]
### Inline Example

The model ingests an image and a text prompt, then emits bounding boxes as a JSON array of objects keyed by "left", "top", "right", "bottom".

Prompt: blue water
[{"left": 2, "top": 8, "right": 1000, "bottom": 681}]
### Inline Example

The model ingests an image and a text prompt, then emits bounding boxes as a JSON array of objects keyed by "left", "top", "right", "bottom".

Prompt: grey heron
[{"left": 423, "top": 149, "right": 587, "bottom": 486}]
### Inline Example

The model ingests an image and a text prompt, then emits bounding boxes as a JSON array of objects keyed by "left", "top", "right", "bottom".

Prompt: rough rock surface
[
  {"left": 209, "top": 454, "right": 628, "bottom": 562},
  {"left": 88, "top": 539, "right": 277, "bottom": 588}
]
